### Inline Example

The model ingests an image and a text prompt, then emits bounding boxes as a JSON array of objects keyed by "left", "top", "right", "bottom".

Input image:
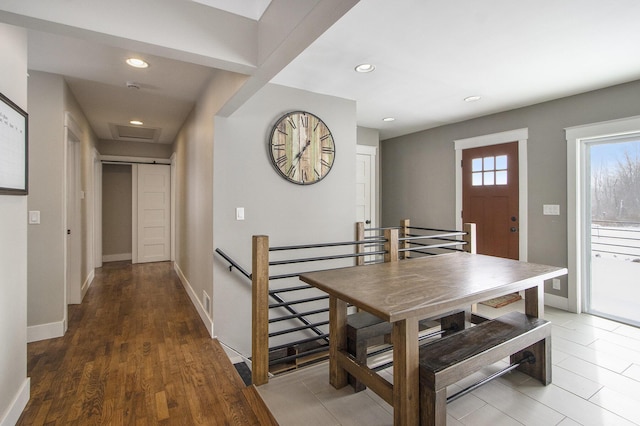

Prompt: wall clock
[{"left": 268, "top": 111, "right": 335, "bottom": 185}]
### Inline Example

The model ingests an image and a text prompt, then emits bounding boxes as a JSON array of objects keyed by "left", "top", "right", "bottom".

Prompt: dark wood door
[{"left": 462, "top": 142, "right": 519, "bottom": 259}]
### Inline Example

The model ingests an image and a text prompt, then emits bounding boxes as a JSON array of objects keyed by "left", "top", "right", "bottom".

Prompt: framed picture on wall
[{"left": 0, "top": 91, "right": 28, "bottom": 195}]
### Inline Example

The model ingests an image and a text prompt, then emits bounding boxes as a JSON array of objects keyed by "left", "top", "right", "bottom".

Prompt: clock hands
[
  {"left": 295, "top": 140, "right": 312, "bottom": 162},
  {"left": 291, "top": 140, "right": 312, "bottom": 182}
]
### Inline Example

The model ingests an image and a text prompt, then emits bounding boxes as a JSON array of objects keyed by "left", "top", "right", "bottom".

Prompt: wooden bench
[
  {"left": 418, "top": 311, "right": 551, "bottom": 426},
  {"left": 346, "top": 309, "right": 466, "bottom": 392}
]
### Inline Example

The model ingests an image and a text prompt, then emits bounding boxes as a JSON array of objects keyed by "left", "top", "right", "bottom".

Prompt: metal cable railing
[{"left": 215, "top": 220, "right": 475, "bottom": 385}]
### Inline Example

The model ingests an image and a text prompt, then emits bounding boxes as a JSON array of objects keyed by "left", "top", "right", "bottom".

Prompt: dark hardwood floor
[{"left": 18, "top": 261, "right": 277, "bottom": 425}]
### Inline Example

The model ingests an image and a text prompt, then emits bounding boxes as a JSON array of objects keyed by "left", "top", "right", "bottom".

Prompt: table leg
[
  {"left": 524, "top": 281, "right": 544, "bottom": 318},
  {"left": 392, "top": 318, "right": 419, "bottom": 426},
  {"left": 522, "top": 281, "right": 552, "bottom": 385},
  {"left": 329, "top": 295, "right": 348, "bottom": 389}
]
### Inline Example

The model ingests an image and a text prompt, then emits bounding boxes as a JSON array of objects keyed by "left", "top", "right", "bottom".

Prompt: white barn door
[{"left": 136, "top": 164, "right": 171, "bottom": 263}]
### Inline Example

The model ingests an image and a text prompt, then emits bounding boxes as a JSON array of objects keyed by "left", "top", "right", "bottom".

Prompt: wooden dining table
[{"left": 299, "top": 251, "right": 568, "bottom": 426}]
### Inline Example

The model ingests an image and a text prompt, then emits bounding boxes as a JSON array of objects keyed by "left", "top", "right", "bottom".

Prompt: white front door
[{"left": 136, "top": 164, "right": 171, "bottom": 263}]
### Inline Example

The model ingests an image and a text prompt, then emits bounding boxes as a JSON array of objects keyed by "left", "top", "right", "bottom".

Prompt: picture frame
[{"left": 0, "top": 91, "right": 28, "bottom": 195}]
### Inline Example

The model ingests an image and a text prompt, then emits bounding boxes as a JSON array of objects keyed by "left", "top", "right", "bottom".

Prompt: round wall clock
[{"left": 268, "top": 111, "right": 335, "bottom": 185}]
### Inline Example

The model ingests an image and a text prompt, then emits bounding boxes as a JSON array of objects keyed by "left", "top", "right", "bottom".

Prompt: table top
[{"left": 299, "top": 252, "right": 567, "bottom": 323}]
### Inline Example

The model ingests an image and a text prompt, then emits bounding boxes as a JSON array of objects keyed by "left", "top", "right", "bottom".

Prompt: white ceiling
[
  {"left": 272, "top": 0, "right": 640, "bottom": 139},
  {"left": 8, "top": 0, "right": 640, "bottom": 143}
]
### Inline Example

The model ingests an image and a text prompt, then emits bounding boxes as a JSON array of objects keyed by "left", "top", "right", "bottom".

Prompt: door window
[{"left": 472, "top": 155, "right": 508, "bottom": 186}]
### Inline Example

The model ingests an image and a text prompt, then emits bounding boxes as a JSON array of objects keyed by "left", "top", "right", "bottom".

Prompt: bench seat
[
  {"left": 346, "top": 309, "right": 466, "bottom": 392},
  {"left": 419, "top": 311, "right": 551, "bottom": 426}
]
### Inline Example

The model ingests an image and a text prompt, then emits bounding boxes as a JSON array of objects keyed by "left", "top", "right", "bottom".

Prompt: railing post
[
  {"left": 463, "top": 223, "right": 477, "bottom": 254},
  {"left": 400, "top": 218, "right": 410, "bottom": 259},
  {"left": 462, "top": 223, "right": 479, "bottom": 317},
  {"left": 355, "top": 222, "right": 365, "bottom": 266},
  {"left": 384, "top": 228, "right": 399, "bottom": 262},
  {"left": 252, "top": 235, "right": 269, "bottom": 386}
]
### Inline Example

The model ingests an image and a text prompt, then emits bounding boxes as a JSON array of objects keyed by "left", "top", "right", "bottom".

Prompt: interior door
[
  {"left": 356, "top": 149, "right": 374, "bottom": 226},
  {"left": 136, "top": 164, "right": 171, "bottom": 263},
  {"left": 356, "top": 146, "right": 377, "bottom": 262},
  {"left": 462, "top": 142, "right": 519, "bottom": 259},
  {"left": 66, "top": 133, "right": 81, "bottom": 304}
]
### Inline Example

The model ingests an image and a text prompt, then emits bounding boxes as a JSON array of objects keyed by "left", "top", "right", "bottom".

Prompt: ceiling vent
[{"left": 109, "top": 123, "right": 161, "bottom": 143}]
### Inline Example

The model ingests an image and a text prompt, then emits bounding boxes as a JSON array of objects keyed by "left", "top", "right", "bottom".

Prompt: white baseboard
[
  {"left": 102, "top": 253, "right": 132, "bottom": 262},
  {"left": 545, "top": 293, "right": 569, "bottom": 311},
  {"left": 27, "top": 320, "right": 65, "bottom": 343},
  {"left": 173, "top": 262, "right": 214, "bottom": 337},
  {"left": 81, "top": 268, "right": 95, "bottom": 301},
  {"left": 0, "top": 378, "right": 30, "bottom": 426}
]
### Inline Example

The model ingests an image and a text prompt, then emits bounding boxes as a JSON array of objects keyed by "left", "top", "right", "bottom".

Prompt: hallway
[{"left": 18, "top": 261, "right": 276, "bottom": 425}]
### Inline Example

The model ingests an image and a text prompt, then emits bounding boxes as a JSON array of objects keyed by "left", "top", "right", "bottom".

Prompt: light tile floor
[{"left": 257, "top": 301, "right": 640, "bottom": 425}]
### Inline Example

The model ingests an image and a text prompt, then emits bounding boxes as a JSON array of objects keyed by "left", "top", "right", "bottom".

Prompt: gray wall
[
  {"left": 26, "top": 71, "right": 98, "bottom": 329},
  {"left": 382, "top": 79, "right": 640, "bottom": 298},
  {"left": 102, "top": 164, "right": 132, "bottom": 259},
  {"left": 26, "top": 72, "right": 66, "bottom": 327},
  {"left": 0, "top": 22, "right": 28, "bottom": 425},
  {"left": 213, "top": 83, "right": 357, "bottom": 356},
  {"left": 172, "top": 69, "right": 247, "bottom": 337}
]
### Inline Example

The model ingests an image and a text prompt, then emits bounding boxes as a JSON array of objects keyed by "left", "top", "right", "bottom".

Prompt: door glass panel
[
  {"left": 587, "top": 140, "right": 640, "bottom": 326},
  {"left": 483, "top": 156, "right": 494, "bottom": 170},
  {"left": 483, "top": 171, "right": 494, "bottom": 185},
  {"left": 496, "top": 170, "right": 507, "bottom": 185},
  {"left": 496, "top": 155, "right": 508, "bottom": 170},
  {"left": 472, "top": 158, "right": 482, "bottom": 172},
  {"left": 472, "top": 172, "right": 483, "bottom": 186}
]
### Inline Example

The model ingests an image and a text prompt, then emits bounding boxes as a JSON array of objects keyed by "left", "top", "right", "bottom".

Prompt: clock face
[{"left": 269, "top": 111, "right": 335, "bottom": 185}]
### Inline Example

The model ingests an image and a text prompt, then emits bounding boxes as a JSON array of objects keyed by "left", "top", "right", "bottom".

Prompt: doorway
[
  {"left": 585, "top": 138, "right": 640, "bottom": 326},
  {"left": 100, "top": 161, "right": 171, "bottom": 265},
  {"left": 462, "top": 142, "right": 519, "bottom": 259},
  {"left": 65, "top": 113, "right": 82, "bottom": 307},
  {"left": 356, "top": 145, "right": 377, "bottom": 262},
  {"left": 102, "top": 164, "right": 133, "bottom": 262},
  {"left": 455, "top": 128, "right": 529, "bottom": 261}
]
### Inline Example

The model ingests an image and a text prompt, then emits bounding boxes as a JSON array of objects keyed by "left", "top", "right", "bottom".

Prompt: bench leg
[
  {"left": 440, "top": 310, "right": 466, "bottom": 336},
  {"left": 347, "top": 337, "right": 368, "bottom": 392},
  {"left": 419, "top": 386, "right": 446, "bottom": 426},
  {"left": 513, "top": 336, "right": 552, "bottom": 385}
]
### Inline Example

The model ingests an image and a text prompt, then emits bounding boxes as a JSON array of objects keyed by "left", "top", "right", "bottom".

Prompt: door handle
[
  {"left": 365, "top": 220, "right": 371, "bottom": 225},
  {"left": 510, "top": 227, "right": 517, "bottom": 233}
]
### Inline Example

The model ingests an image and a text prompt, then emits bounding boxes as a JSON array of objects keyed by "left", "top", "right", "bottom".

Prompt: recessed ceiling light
[
  {"left": 464, "top": 95, "right": 481, "bottom": 102},
  {"left": 126, "top": 58, "right": 149, "bottom": 69},
  {"left": 382, "top": 117, "right": 395, "bottom": 122},
  {"left": 130, "top": 120, "right": 144, "bottom": 126},
  {"left": 355, "top": 63, "right": 376, "bottom": 73}
]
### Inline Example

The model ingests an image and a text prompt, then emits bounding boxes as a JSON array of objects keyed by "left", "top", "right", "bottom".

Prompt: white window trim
[
  {"left": 565, "top": 115, "right": 640, "bottom": 313},
  {"left": 454, "top": 128, "right": 529, "bottom": 261}
]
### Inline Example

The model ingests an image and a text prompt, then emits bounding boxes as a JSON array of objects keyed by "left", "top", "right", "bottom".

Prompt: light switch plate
[
  {"left": 236, "top": 207, "right": 245, "bottom": 221},
  {"left": 543, "top": 204, "right": 560, "bottom": 215},
  {"left": 29, "top": 210, "right": 41, "bottom": 224}
]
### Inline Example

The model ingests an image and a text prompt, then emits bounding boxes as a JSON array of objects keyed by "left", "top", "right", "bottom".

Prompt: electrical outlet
[
  {"left": 552, "top": 278, "right": 561, "bottom": 290},
  {"left": 202, "top": 290, "right": 211, "bottom": 314}
]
